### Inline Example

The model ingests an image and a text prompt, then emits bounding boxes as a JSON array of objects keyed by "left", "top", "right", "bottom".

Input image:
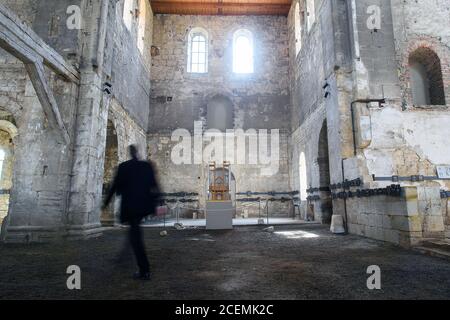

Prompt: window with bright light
[
  {"left": 123, "top": 0, "right": 134, "bottom": 31},
  {"left": 233, "top": 29, "right": 254, "bottom": 74},
  {"left": 306, "top": 0, "right": 315, "bottom": 32},
  {"left": 294, "top": 2, "right": 302, "bottom": 55},
  {"left": 137, "top": 0, "right": 146, "bottom": 54},
  {"left": 187, "top": 28, "right": 208, "bottom": 73},
  {"left": 299, "top": 152, "right": 308, "bottom": 201},
  {"left": 0, "top": 149, "right": 5, "bottom": 180}
]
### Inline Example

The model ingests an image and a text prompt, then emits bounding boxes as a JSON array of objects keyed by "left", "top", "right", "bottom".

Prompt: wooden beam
[
  {"left": 25, "top": 62, "right": 71, "bottom": 145},
  {"left": 0, "top": 3, "right": 79, "bottom": 83},
  {"left": 151, "top": 1, "right": 291, "bottom": 15},
  {"left": 0, "top": 4, "right": 72, "bottom": 145}
]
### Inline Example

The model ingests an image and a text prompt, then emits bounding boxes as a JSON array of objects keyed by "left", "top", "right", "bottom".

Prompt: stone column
[{"left": 66, "top": 0, "right": 110, "bottom": 239}]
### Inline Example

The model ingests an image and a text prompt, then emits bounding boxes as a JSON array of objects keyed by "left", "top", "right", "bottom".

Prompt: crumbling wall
[
  {"left": 342, "top": 0, "right": 450, "bottom": 245},
  {"left": 147, "top": 129, "right": 291, "bottom": 218},
  {"left": 287, "top": 0, "right": 353, "bottom": 222},
  {"left": 107, "top": 0, "right": 153, "bottom": 130},
  {"left": 0, "top": 0, "right": 152, "bottom": 241},
  {"left": 0, "top": 48, "right": 79, "bottom": 242}
]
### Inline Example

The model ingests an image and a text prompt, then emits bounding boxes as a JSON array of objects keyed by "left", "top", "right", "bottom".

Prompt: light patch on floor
[{"left": 274, "top": 230, "right": 320, "bottom": 239}]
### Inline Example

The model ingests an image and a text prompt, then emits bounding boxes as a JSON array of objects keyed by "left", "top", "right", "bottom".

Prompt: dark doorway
[
  {"left": 101, "top": 119, "right": 118, "bottom": 226},
  {"left": 317, "top": 120, "right": 333, "bottom": 224}
]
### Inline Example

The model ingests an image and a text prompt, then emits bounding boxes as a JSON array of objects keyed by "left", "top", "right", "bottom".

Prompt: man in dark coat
[{"left": 103, "top": 145, "right": 160, "bottom": 280}]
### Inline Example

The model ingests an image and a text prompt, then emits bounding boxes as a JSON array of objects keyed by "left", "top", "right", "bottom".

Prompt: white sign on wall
[{"left": 436, "top": 166, "right": 450, "bottom": 179}]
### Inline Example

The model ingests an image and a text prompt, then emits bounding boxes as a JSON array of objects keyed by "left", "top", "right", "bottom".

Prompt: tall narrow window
[
  {"left": 0, "top": 149, "right": 4, "bottom": 180},
  {"left": 306, "top": 0, "right": 315, "bottom": 32},
  {"left": 299, "top": 152, "right": 308, "bottom": 201},
  {"left": 294, "top": 2, "right": 302, "bottom": 55},
  {"left": 188, "top": 28, "right": 208, "bottom": 73},
  {"left": 137, "top": 0, "right": 146, "bottom": 54},
  {"left": 123, "top": 0, "right": 134, "bottom": 31},
  {"left": 233, "top": 29, "right": 254, "bottom": 74},
  {"left": 409, "top": 47, "right": 446, "bottom": 106}
]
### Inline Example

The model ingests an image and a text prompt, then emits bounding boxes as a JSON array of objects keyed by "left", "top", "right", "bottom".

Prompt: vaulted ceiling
[{"left": 149, "top": 0, "right": 292, "bottom": 16}]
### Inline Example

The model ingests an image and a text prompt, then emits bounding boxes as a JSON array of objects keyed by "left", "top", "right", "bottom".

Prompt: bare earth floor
[{"left": 0, "top": 224, "right": 449, "bottom": 300}]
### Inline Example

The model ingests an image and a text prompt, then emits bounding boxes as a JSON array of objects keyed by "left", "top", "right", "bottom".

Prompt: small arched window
[
  {"left": 187, "top": 28, "right": 208, "bottom": 73},
  {"left": 137, "top": 0, "right": 146, "bottom": 54},
  {"left": 123, "top": 0, "right": 135, "bottom": 31},
  {"left": 233, "top": 29, "right": 254, "bottom": 74},
  {"left": 294, "top": 2, "right": 302, "bottom": 55},
  {"left": 299, "top": 152, "right": 308, "bottom": 201},
  {"left": 306, "top": 0, "right": 315, "bottom": 32},
  {"left": 409, "top": 47, "right": 446, "bottom": 105}
]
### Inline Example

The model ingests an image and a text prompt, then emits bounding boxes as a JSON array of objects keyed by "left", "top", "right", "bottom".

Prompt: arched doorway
[
  {"left": 299, "top": 151, "right": 309, "bottom": 220},
  {"left": 318, "top": 120, "right": 333, "bottom": 224},
  {"left": 101, "top": 119, "right": 118, "bottom": 226},
  {"left": 409, "top": 47, "right": 446, "bottom": 105},
  {"left": 0, "top": 109, "right": 17, "bottom": 234}
]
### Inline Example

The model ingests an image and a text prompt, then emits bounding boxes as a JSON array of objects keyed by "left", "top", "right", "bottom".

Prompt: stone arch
[
  {"left": 401, "top": 38, "right": 450, "bottom": 106},
  {"left": 0, "top": 108, "right": 18, "bottom": 236},
  {"left": 232, "top": 28, "right": 254, "bottom": 74},
  {"left": 187, "top": 27, "right": 209, "bottom": 74},
  {"left": 101, "top": 118, "right": 119, "bottom": 226},
  {"left": 409, "top": 47, "right": 446, "bottom": 105}
]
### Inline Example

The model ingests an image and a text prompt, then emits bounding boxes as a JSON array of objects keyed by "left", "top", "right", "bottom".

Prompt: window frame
[
  {"left": 233, "top": 29, "right": 254, "bottom": 74},
  {"left": 123, "top": 0, "right": 135, "bottom": 32},
  {"left": 294, "top": 1, "right": 302, "bottom": 55},
  {"left": 306, "top": 0, "right": 316, "bottom": 32},
  {"left": 187, "top": 28, "right": 209, "bottom": 74}
]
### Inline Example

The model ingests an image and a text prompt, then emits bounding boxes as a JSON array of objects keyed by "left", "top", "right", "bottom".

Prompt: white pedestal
[
  {"left": 330, "top": 214, "right": 346, "bottom": 234},
  {"left": 206, "top": 201, "right": 233, "bottom": 230}
]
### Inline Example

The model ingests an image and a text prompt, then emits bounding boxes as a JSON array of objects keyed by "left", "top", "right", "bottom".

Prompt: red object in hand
[{"left": 156, "top": 206, "right": 168, "bottom": 216}]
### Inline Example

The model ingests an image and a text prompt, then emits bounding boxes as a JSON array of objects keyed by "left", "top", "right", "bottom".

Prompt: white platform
[{"left": 206, "top": 201, "right": 233, "bottom": 230}]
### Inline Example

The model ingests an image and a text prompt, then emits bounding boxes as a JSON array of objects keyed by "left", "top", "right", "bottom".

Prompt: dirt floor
[{"left": 0, "top": 224, "right": 449, "bottom": 300}]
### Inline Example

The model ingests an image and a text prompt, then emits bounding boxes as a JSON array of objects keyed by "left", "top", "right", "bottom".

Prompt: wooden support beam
[
  {"left": 0, "top": 3, "right": 79, "bottom": 83},
  {"left": 0, "top": 4, "right": 72, "bottom": 145},
  {"left": 24, "top": 62, "right": 71, "bottom": 145}
]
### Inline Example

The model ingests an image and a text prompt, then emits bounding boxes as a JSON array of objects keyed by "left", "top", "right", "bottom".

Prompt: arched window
[
  {"left": 409, "top": 47, "right": 446, "bottom": 105},
  {"left": 137, "top": 0, "right": 146, "bottom": 54},
  {"left": 187, "top": 28, "right": 208, "bottom": 73},
  {"left": 299, "top": 152, "right": 308, "bottom": 201},
  {"left": 0, "top": 149, "right": 5, "bottom": 180},
  {"left": 123, "top": 0, "right": 135, "bottom": 31},
  {"left": 294, "top": 2, "right": 302, "bottom": 55},
  {"left": 233, "top": 29, "right": 254, "bottom": 74},
  {"left": 306, "top": 0, "right": 315, "bottom": 32}
]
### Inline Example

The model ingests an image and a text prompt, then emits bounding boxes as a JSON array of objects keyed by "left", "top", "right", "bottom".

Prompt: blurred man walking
[{"left": 103, "top": 145, "right": 160, "bottom": 280}]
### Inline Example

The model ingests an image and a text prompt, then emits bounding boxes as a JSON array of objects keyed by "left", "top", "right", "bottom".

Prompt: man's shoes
[{"left": 133, "top": 271, "right": 151, "bottom": 281}]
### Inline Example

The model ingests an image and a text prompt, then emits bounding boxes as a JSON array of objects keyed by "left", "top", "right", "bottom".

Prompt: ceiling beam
[{"left": 150, "top": 1, "right": 291, "bottom": 16}]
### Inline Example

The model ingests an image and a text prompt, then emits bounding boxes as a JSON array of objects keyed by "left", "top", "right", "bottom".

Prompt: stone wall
[
  {"left": 0, "top": 0, "right": 152, "bottom": 241},
  {"left": 0, "top": 50, "right": 79, "bottom": 242},
  {"left": 287, "top": 0, "right": 353, "bottom": 223},
  {"left": 148, "top": 14, "right": 292, "bottom": 217},
  {"left": 287, "top": 0, "right": 450, "bottom": 245},
  {"left": 148, "top": 129, "right": 291, "bottom": 218},
  {"left": 149, "top": 14, "right": 290, "bottom": 132},
  {"left": 0, "top": 129, "right": 13, "bottom": 223},
  {"left": 340, "top": 0, "right": 449, "bottom": 244}
]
